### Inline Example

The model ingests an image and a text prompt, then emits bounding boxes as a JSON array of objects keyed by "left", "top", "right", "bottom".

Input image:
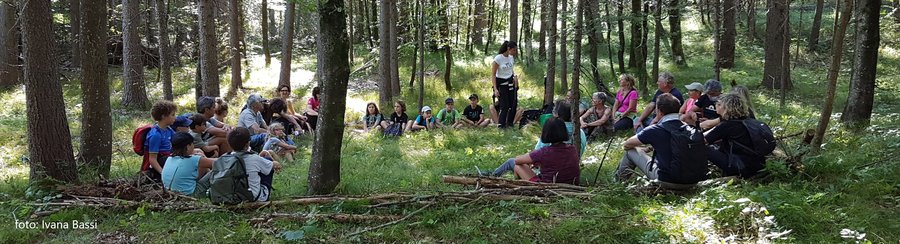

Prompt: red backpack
[{"left": 132, "top": 124, "right": 154, "bottom": 156}]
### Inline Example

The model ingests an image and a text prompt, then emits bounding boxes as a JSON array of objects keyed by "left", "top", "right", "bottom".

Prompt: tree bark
[
  {"left": 812, "top": 0, "right": 852, "bottom": 151},
  {"left": 559, "top": 0, "right": 567, "bottom": 94},
  {"left": 278, "top": 2, "right": 295, "bottom": 89},
  {"left": 522, "top": 0, "right": 533, "bottom": 64},
  {"left": 669, "top": 0, "right": 687, "bottom": 66},
  {"left": 544, "top": 0, "right": 557, "bottom": 105},
  {"left": 378, "top": 0, "right": 393, "bottom": 108},
  {"left": 761, "top": 0, "right": 792, "bottom": 90},
  {"left": 80, "top": 0, "right": 112, "bottom": 178},
  {"left": 443, "top": 0, "right": 453, "bottom": 92},
  {"left": 571, "top": 0, "right": 583, "bottom": 158},
  {"left": 465, "top": 0, "right": 474, "bottom": 51},
  {"left": 484, "top": 0, "right": 496, "bottom": 53},
  {"left": 389, "top": 0, "right": 400, "bottom": 97},
  {"left": 631, "top": 0, "right": 648, "bottom": 96},
  {"left": 0, "top": 0, "right": 20, "bottom": 87},
  {"left": 262, "top": 0, "right": 270, "bottom": 66},
  {"left": 417, "top": 0, "right": 425, "bottom": 110},
  {"left": 510, "top": 0, "right": 518, "bottom": 42},
  {"left": 308, "top": 0, "right": 350, "bottom": 195},
  {"left": 586, "top": 0, "right": 600, "bottom": 86},
  {"left": 719, "top": 0, "right": 736, "bottom": 68},
  {"left": 229, "top": 0, "right": 242, "bottom": 91},
  {"left": 713, "top": 0, "right": 721, "bottom": 80},
  {"left": 23, "top": 0, "right": 78, "bottom": 183},
  {"left": 841, "top": 0, "right": 880, "bottom": 130},
  {"left": 70, "top": 0, "right": 81, "bottom": 68},
  {"left": 199, "top": 0, "right": 219, "bottom": 97},
  {"left": 473, "top": 0, "right": 485, "bottom": 48},
  {"left": 746, "top": 0, "right": 757, "bottom": 40},
  {"left": 652, "top": 0, "right": 662, "bottom": 84},
  {"left": 152, "top": 0, "right": 173, "bottom": 100},
  {"left": 807, "top": 0, "right": 825, "bottom": 51},
  {"left": 538, "top": 0, "right": 547, "bottom": 59},
  {"left": 616, "top": 1, "right": 625, "bottom": 73},
  {"left": 122, "top": 0, "right": 149, "bottom": 108}
]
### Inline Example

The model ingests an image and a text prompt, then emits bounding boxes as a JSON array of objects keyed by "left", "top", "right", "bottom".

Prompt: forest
[{"left": 0, "top": 0, "right": 898, "bottom": 242}]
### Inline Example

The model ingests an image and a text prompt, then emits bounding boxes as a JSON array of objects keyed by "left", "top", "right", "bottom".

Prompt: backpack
[
  {"left": 733, "top": 119, "right": 777, "bottom": 157},
  {"left": 383, "top": 123, "right": 404, "bottom": 136},
  {"left": 194, "top": 152, "right": 259, "bottom": 204},
  {"left": 131, "top": 124, "right": 154, "bottom": 156},
  {"left": 655, "top": 122, "right": 709, "bottom": 184}
]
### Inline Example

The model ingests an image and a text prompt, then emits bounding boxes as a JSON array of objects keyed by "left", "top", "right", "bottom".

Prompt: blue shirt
[
  {"left": 145, "top": 124, "right": 174, "bottom": 154},
  {"left": 535, "top": 122, "right": 587, "bottom": 157},
  {"left": 651, "top": 88, "right": 685, "bottom": 105},
  {"left": 161, "top": 155, "right": 201, "bottom": 195},
  {"left": 414, "top": 115, "right": 435, "bottom": 127}
]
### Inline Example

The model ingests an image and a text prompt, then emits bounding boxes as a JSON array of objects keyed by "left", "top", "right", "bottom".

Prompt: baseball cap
[
  {"left": 445, "top": 98, "right": 454, "bottom": 104},
  {"left": 469, "top": 94, "right": 479, "bottom": 100},
  {"left": 704, "top": 79, "right": 723, "bottom": 92},
  {"left": 421, "top": 106, "right": 432, "bottom": 113},
  {"left": 684, "top": 82, "right": 704, "bottom": 91},
  {"left": 173, "top": 115, "right": 193, "bottom": 128}
]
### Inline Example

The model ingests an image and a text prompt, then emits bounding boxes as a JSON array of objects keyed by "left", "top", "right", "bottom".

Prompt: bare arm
[
  {"left": 148, "top": 153, "right": 162, "bottom": 173},
  {"left": 491, "top": 62, "right": 500, "bottom": 96},
  {"left": 622, "top": 135, "right": 643, "bottom": 150},
  {"left": 513, "top": 153, "right": 534, "bottom": 165},
  {"left": 276, "top": 140, "right": 297, "bottom": 150},
  {"left": 636, "top": 102, "right": 655, "bottom": 127}
]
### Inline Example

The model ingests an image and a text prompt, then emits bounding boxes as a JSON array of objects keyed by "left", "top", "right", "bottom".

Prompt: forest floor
[{"left": 1, "top": 10, "right": 900, "bottom": 243}]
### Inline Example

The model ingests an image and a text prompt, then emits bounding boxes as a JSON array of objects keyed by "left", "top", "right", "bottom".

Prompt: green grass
[{"left": 1, "top": 6, "right": 899, "bottom": 243}]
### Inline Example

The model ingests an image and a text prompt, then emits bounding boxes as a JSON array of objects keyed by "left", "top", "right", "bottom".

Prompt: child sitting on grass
[
  {"left": 188, "top": 113, "right": 219, "bottom": 157},
  {"left": 380, "top": 101, "right": 409, "bottom": 136},
  {"left": 462, "top": 94, "right": 491, "bottom": 128},
  {"left": 482, "top": 118, "right": 581, "bottom": 185},
  {"left": 436, "top": 98, "right": 463, "bottom": 128},
  {"left": 143, "top": 100, "right": 178, "bottom": 183},
  {"left": 407, "top": 106, "right": 440, "bottom": 132},
  {"left": 362, "top": 102, "right": 384, "bottom": 132},
  {"left": 161, "top": 132, "right": 217, "bottom": 195},
  {"left": 680, "top": 82, "right": 703, "bottom": 126},
  {"left": 226, "top": 127, "right": 282, "bottom": 202},
  {"left": 263, "top": 123, "right": 297, "bottom": 162}
]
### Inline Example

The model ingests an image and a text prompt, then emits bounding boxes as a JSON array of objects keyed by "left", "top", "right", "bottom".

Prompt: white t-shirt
[
  {"left": 494, "top": 54, "right": 515, "bottom": 79},
  {"left": 234, "top": 152, "right": 274, "bottom": 202}
]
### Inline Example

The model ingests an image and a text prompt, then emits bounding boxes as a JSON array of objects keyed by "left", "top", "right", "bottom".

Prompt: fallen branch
[
  {"left": 441, "top": 175, "right": 587, "bottom": 191},
  {"left": 250, "top": 213, "right": 403, "bottom": 226},
  {"left": 345, "top": 203, "right": 434, "bottom": 238}
]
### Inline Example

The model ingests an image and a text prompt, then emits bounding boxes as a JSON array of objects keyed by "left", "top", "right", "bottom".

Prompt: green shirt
[{"left": 436, "top": 108, "right": 461, "bottom": 125}]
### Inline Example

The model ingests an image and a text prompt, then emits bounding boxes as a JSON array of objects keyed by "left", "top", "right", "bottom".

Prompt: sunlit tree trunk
[
  {"left": 278, "top": 1, "right": 295, "bottom": 89},
  {"left": 841, "top": 0, "right": 881, "bottom": 130},
  {"left": 122, "top": 0, "right": 149, "bottom": 108},
  {"left": 812, "top": 0, "right": 852, "bottom": 151}
]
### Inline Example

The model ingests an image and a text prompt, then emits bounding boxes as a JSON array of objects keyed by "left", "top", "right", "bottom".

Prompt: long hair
[
  {"left": 395, "top": 100, "right": 407, "bottom": 114},
  {"left": 366, "top": 102, "right": 380, "bottom": 116},
  {"left": 498, "top": 41, "right": 518, "bottom": 54},
  {"left": 718, "top": 93, "right": 750, "bottom": 120},
  {"left": 268, "top": 122, "right": 285, "bottom": 137},
  {"left": 730, "top": 85, "right": 753, "bottom": 112},
  {"left": 618, "top": 74, "right": 636, "bottom": 92},
  {"left": 312, "top": 86, "right": 322, "bottom": 100}
]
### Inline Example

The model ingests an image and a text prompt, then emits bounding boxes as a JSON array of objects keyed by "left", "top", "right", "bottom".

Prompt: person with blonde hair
[
  {"left": 611, "top": 74, "right": 640, "bottom": 131},
  {"left": 262, "top": 123, "right": 297, "bottom": 162},
  {"left": 700, "top": 85, "right": 756, "bottom": 129},
  {"left": 704, "top": 93, "right": 766, "bottom": 178}
]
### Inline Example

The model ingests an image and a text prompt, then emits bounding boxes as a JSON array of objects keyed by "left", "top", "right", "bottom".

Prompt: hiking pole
[{"left": 592, "top": 136, "right": 616, "bottom": 186}]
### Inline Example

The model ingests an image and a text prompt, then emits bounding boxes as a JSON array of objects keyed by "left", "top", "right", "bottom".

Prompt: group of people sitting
[
  {"left": 358, "top": 94, "right": 495, "bottom": 135},
  {"left": 482, "top": 72, "right": 769, "bottom": 188}
]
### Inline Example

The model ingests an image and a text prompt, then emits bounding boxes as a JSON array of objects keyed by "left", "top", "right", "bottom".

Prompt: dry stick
[
  {"left": 441, "top": 175, "right": 587, "bottom": 191},
  {"left": 250, "top": 213, "right": 404, "bottom": 225},
  {"left": 345, "top": 203, "right": 435, "bottom": 238}
]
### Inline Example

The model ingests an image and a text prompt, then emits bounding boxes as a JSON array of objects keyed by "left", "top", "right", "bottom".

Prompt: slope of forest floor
[{"left": 1, "top": 11, "right": 899, "bottom": 243}]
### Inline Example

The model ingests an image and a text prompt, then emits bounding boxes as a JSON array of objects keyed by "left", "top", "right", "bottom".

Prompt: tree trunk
[
  {"left": 443, "top": 0, "right": 453, "bottom": 92},
  {"left": 70, "top": 0, "right": 81, "bottom": 68},
  {"left": 262, "top": 0, "right": 270, "bottom": 66},
  {"left": 631, "top": 0, "right": 648, "bottom": 96},
  {"left": 465, "top": 0, "right": 474, "bottom": 51},
  {"left": 390, "top": 0, "right": 400, "bottom": 97},
  {"left": 669, "top": 0, "right": 687, "bottom": 66},
  {"left": 417, "top": 0, "right": 425, "bottom": 110},
  {"left": 199, "top": 0, "right": 219, "bottom": 97},
  {"left": 841, "top": 0, "right": 880, "bottom": 130},
  {"left": 522, "top": 0, "right": 533, "bottom": 64},
  {"left": 23, "top": 0, "right": 78, "bottom": 184},
  {"left": 378, "top": 0, "right": 393, "bottom": 108},
  {"left": 747, "top": 0, "right": 756, "bottom": 40},
  {"left": 616, "top": 1, "right": 625, "bottom": 73},
  {"left": 484, "top": 0, "right": 496, "bottom": 54},
  {"left": 720, "top": 0, "right": 736, "bottom": 68},
  {"left": 79, "top": 0, "right": 112, "bottom": 178},
  {"left": 144, "top": 0, "right": 156, "bottom": 48},
  {"left": 510, "top": 0, "right": 518, "bottom": 42},
  {"left": 544, "top": 0, "right": 557, "bottom": 105},
  {"left": 278, "top": 2, "right": 295, "bottom": 89},
  {"left": 571, "top": 0, "right": 583, "bottom": 158},
  {"left": 538, "top": 0, "right": 547, "bottom": 59},
  {"left": 308, "top": 0, "right": 350, "bottom": 195},
  {"left": 229, "top": 0, "right": 242, "bottom": 92},
  {"left": 473, "top": 0, "right": 485, "bottom": 48},
  {"left": 713, "top": 0, "right": 721, "bottom": 80},
  {"left": 122, "top": 0, "right": 149, "bottom": 108},
  {"left": 761, "top": 0, "right": 792, "bottom": 90},
  {"left": 559, "top": 0, "right": 567, "bottom": 94},
  {"left": 586, "top": 0, "right": 600, "bottom": 87},
  {"left": 0, "top": 0, "right": 20, "bottom": 87},
  {"left": 807, "top": 0, "right": 825, "bottom": 51},
  {"left": 812, "top": 0, "right": 852, "bottom": 151},
  {"left": 151, "top": 0, "right": 172, "bottom": 100},
  {"left": 652, "top": 0, "right": 661, "bottom": 84},
  {"left": 605, "top": 1, "right": 616, "bottom": 78}
]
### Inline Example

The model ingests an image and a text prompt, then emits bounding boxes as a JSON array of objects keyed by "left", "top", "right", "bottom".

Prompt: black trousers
[{"left": 496, "top": 77, "right": 518, "bottom": 128}]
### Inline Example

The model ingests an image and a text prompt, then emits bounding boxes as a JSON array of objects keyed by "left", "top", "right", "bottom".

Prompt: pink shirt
[
  {"left": 682, "top": 98, "right": 698, "bottom": 114},
  {"left": 308, "top": 97, "right": 320, "bottom": 111},
  {"left": 616, "top": 89, "right": 639, "bottom": 113}
]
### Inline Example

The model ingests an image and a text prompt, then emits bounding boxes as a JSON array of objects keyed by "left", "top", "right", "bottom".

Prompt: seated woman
[
  {"left": 213, "top": 98, "right": 230, "bottom": 125},
  {"left": 161, "top": 132, "right": 216, "bottom": 195},
  {"left": 610, "top": 74, "right": 639, "bottom": 131},
  {"left": 362, "top": 102, "right": 384, "bottom": 132},
  {"left": 580, "top": 92, "right": 614, "bottom": 141},
  {"left": 263, "top": 123, "right": 297, "bottom": 162},
  {"left": 275, "top": 85, "right": 312, "bottom": 133},
  {"left": 704, "top": 93, "right": 766, "bottom": 178},
  {"left": 482, "top": 118, "right": 580, "bottom": 185},
  {"left": 406, "top": 106, "right": 440, "bottom": 132},
  {"left": 700, "top": 85, "right": 755, "bottom": 130}
]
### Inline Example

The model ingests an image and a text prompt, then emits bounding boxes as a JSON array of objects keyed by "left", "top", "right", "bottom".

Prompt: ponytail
[{"left": 497, "top": 41, "right": 517, "bottom": 54}]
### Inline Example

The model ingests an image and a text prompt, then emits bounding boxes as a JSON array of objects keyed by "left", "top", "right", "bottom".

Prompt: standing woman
[{"left": 492, "top": 41, "right": 519, "bottom": 128}]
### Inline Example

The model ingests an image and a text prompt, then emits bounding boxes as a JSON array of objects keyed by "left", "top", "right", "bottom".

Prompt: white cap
[
  {"left": 684, "top": 82, "right": 704, "bottom": 91},
  {"left": 421, "top": 106, "right": 432, "bottom": 113}
]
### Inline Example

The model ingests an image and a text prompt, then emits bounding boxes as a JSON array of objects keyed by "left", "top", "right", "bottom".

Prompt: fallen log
[
  {"left": 250, "top": 213, "right": 403, "bottom": 225},
  {"left": 441, "top": 175, "right": 587, "bottom": 191}
]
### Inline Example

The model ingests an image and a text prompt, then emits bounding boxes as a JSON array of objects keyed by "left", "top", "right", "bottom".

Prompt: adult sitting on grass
[
  {"left": 275, "top": 84, "right": 312, "bottom": 132},
  {"left": 700, "top": 85, "right": 756, "bottom": 130},
  {"left": 362, "top": 102, "right": 385, "bottom": 132},
  {"left": 188, "top": 113, "right": 220, "bottom": 157},
  {"left": 196, "top": 96, "right": 232, "bottom": 153},
  {"left": 213, "top": 98, "right": 230, "bottom": 124},
  {"left": 580, "top": 92, "right": 614, "bottom": 141},
  {"left": 226, "top": 127, "right": 282, "bottom": 202},
  {"left": 611, "top": 74, "right": 640, "bottom": 131},
  {"left": 238, "top": 94, "right": 269, "bottom": 152},
  {"left": 462, "top": 94, "right": 491, "bottom": 128},
  {"left": 690, "top": 79, "right": 723, "bottom": 125},
  {"left": 535, "top": 100, "right": 587, "bottom": 157},
  {"left": 482, "top": 118, "right": 580, "bottom": 185},
  {"left": 407, "top": 106, "right": 441, "bottom": 131},
  {"left": 704, "top": 93, "right": 766, "bottom": 178},
  {"left": 615, "top": 93, "right": 708, "bottom": 189},
  {"left": 268, "top": 98, "right": 302, "bottom": 135},
  {"left": 436, "top": 98, "right": 463, "bottom": 128},
  {"left": 161, "top": 132, "right": 216, "bottom": 195},
  {"left": 635, "top": 72, "right": 685, "bottom": 131}
]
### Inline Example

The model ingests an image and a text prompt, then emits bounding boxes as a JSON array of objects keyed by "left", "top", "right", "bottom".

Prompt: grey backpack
[{"left": 194, "top": 152, "right": 259, "bottom": 204}]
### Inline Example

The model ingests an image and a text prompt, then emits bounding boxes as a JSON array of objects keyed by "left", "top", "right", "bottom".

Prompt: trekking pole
[{"left": 592, "top": 136, "right": 616, "bottom": 186}]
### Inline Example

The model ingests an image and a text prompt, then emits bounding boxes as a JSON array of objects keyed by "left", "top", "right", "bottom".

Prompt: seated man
[
  {"left": 615, "top": 93, "right": 708, "bottom": 189},
  {"left": 635, "top": 72, "right": 685, "bottom": 131},
  {"left": 237, "top": 94, "right": 269, "bottom": 152}
]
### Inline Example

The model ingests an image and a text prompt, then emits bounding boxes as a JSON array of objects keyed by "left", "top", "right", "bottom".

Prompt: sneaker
[{"left": 475, "top": 166, "right": 491, "bottom": 177}]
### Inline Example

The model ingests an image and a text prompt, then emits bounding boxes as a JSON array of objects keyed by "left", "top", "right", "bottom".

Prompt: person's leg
[
  {"left": 284, "top": 152, "right": 294, "bottom": 162},
  {"left": 497, "top": 90, "right": 511, "bottom": 128},
  {"left": 513, "top": 164, "right": 537, "bottom": 181},
  {"left": 615, "top": 148, "right": 653, "bottom": 181},
  {"left": 629, "top": 149, "right": 659, "bottom": 180},
  {"left": 707, "top": 147, "right": 743, "bottom": 176},
  {"left": 507, "top": 89, "right": 518, "bottom": 127},
  {"left": 258, "top": 169, "right": 274, "bottom": 201},
  {"left": 208, "top": 137, "right": 232, "bottom": 153},
  {"left": 478, "top": 119, "right": 491, "bottom": 127},
  {"left": 491, "top": 158, "right": 517, "bottom": 176},
  {"left": 514, "top": 108, "right": 524, "bottom": 125},
  {"left": 490, "top": 105, "right": 499, "bottom": 124},
  {"left": 380, "top": 121, "right": 391, "bottom": 129}
]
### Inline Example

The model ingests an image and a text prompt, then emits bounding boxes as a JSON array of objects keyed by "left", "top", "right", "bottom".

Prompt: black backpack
[
  {"left": 733, "top": 119, "right": 777, "bottom": 157},
  {"left": 655, "top": 121, "right": 709, "bottom": 184},
  {"left": 194, "top": 152, "right": 260, "bottom": 204}
]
